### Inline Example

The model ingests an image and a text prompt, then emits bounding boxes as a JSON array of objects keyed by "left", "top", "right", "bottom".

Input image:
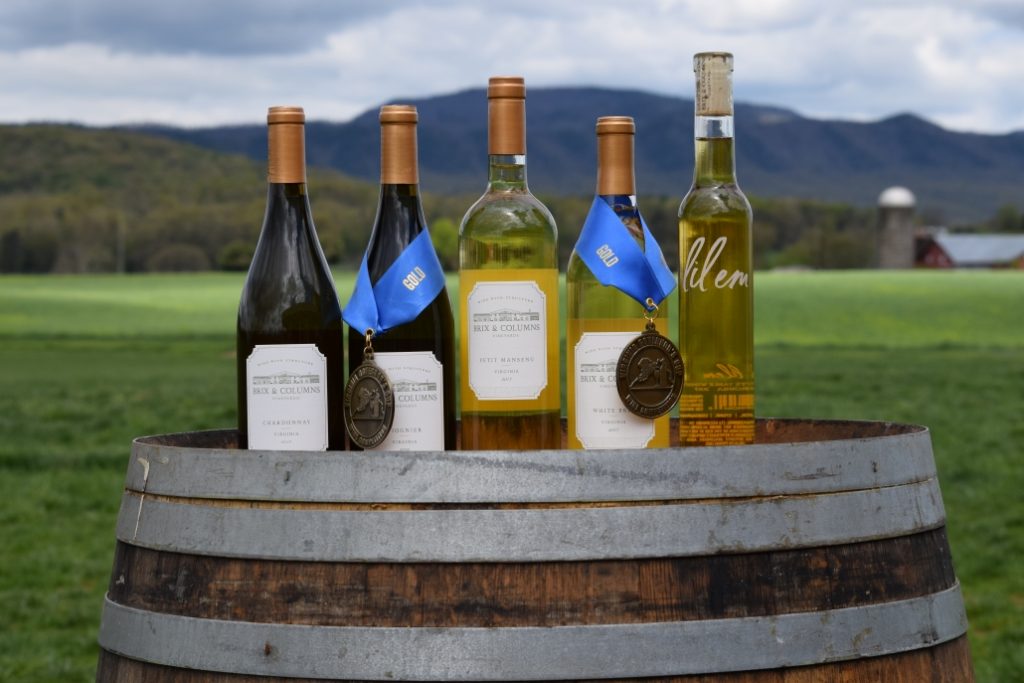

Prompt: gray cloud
[
  {"left": 0, "top": 0, "right": 397, "bottom": 55},
  {"left": 2, "top": 1, "right": 1024, "bottom": 132},
  {"left": 975, "top": 0, "right": 1024, "bottom": 28}
]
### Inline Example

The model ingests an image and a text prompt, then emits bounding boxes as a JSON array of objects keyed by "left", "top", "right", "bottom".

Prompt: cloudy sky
[{"left": 2, "top": 0, "right": 1024, "bottom": 133}]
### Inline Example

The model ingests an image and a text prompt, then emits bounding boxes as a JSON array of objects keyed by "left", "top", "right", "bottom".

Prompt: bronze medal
[
  {"left": 616, "top": 320, "right": 684, "bottom": 419},
  {"left": 343, "top": 332, "right": 395, "bottom": 449}
]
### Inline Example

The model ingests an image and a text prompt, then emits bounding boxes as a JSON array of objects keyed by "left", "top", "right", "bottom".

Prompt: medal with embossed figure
[
  {"left": 567, "top": 116, "right": 678, "bottom": 448},
  {"left": 616, "top": 299, "right": 683, "bottom": 419},
  {"left": 343, "top": 104, "right": 455, "bottom": 451},
  {"left": 344, "top": 330, "right": 395, "bottom": 449}
]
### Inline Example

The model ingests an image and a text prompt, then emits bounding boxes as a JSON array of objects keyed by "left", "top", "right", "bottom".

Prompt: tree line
[{"left": 1, "top": 124, "right": 1014, "bottom": 275}]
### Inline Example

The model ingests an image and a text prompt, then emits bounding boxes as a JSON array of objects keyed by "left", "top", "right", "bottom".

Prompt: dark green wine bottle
[
  {"left": 237, "top": 106, "right": 344, "bottom": 451},
  {"left": 346, "top": 105, "right": 456, "bottom": 450}
]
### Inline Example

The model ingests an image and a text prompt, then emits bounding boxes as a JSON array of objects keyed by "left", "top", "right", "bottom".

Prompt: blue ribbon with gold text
[
  {"left": 343, "top": 230, "right": 446, "bottom": 335},
  {"left": 575, "top": 196, "right": 676, "bottom": 308}
]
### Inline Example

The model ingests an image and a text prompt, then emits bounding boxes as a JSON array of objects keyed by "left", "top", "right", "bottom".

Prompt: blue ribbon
[
  {"left": 575, "top": 196, "right": 676, "bottom": 308},
  {"left": 343, "top": 229, "right": 446, "bottom": 335}
]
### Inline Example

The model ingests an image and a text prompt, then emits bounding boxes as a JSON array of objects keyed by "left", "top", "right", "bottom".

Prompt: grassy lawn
[{"left": 0, "top": 270, "right": 1022, "bottom": 681}]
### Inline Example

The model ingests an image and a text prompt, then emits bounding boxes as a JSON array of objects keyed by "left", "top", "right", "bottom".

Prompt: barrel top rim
[
  {"left": 124, "top": 418, "right": 936, "bottom": 505},
  {"left": 132, "top": 417, "right": 929, "bottom": 454}
]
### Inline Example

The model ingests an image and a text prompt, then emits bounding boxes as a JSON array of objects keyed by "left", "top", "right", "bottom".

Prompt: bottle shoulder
[
  {"left": 238, "top": 221, "right": 342, "bottom": 331},
  {"left": 566, "top": 250, "right": 589, "bottom": 279},
  {"left": 678, "top": 182, "right": 752, "bottom": 220},
  {"left": 461, "top": 189, "right": 557, "bottom": 237}
]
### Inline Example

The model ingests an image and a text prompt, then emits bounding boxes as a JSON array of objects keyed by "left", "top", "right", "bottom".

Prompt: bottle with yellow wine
[
  {"left": 567, "top": 116, "right": 675, "bottom": 449},
  {"left": 678, "top": 52, "right": 755, "bottom": 446},
  {"left": 459, "top": 77, "right": 560, "bottom": 450}
]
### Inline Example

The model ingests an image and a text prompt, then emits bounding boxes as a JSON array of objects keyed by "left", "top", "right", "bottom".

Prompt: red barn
[{"left": 916, "top": 233, "right": 1024, "bottom": 269}]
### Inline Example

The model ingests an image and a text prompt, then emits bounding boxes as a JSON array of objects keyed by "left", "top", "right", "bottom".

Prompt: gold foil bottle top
[
  {"left": 488, "top": 76, "right": 526, "bottom": 99},
  {"left": 267, "top": 105, "right": 306, "bottom": 183},
  {"left": 380, "top": 104, "right": 419, "bottom": 185},
  {"left": 693, "top": 52, "right": 734, "bottom": 117},
  {"left": 596, "top": 116, "right": 635, "bottom": 196},
  {"left": 488, "top": 76, "right": 526, "bottom": 155}
]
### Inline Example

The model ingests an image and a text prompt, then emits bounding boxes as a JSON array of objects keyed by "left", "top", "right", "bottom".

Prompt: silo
[{"left": 877, "top": 186, "right": 916, "bottom": 269}]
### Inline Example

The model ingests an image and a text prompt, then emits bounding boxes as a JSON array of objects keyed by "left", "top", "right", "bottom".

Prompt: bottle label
[
  {"left": 466, "top": 279, "right": 548, "bottom": 400},
  {"left": 575, "top": 332, "right": 655, "bottom": 449},
  {"left": 371, "top": 351, "right": 444, "bottom": 451},
  {"left": 681, "top": 236, "right": 750, "bottom": 292},
  {"left": 246, "top": 344, "right": 328, "bottom": 451}
]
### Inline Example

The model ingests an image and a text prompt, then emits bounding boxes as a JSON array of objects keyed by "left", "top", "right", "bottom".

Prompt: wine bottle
[
  {"left": 678, "top": 52, "right": 755, "bottom": 446},
  {"left": 459, "top": 76, "right": 560, "bottom": 450},
  {"left": 567, "top": 116, "right": 671, "bottom": 449},
  {"left": 346, "top": 105, "right": 456, "bottom": 450},
  {"left": 237, "top": 106, "right": 345, "bottom": 451}
]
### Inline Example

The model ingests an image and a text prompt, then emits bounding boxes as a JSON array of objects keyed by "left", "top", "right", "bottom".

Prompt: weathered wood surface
[
  {"left": 96, "top": 420, "right": 974, "bottom": 681},
  {"left": 107, "top": 530, "right": 955, "bottom": 626}
]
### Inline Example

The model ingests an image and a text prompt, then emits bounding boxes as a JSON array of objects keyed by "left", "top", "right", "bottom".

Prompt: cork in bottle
[{"left": 693, "top": 52, "right": 734, "bottom": 117}]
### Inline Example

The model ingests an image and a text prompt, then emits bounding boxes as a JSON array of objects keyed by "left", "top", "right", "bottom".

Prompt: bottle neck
[
  {"left": 267, "top": 123, "right": 306, "bottom": 184},
  {"left": 265, "top": 181, "right": 309, "bottom": 209},
  {"left": 693, "top": 114, "right": 737, "bottom": 186},
  {"left": 377, "top": 183, "right": 423, "bottom": 216},
  {"left": 262, "top": 182, "right": 313, "bottom": 243},
  {"left": 487, "top": 154, "right": 528, "bottom": 191},
  {"left": 597, "top": 133, "right": 635, "bottom": 196},
  {"left": 381, "top": 122, "right": 418, "bottom": 185},
  {"left": 366, "top": 183, "right": 426, "bottom": 281},
  {"left": 487, "top": 95, "right": 527, "bottom": 191},
  {"left": 599, "top": 194, "right": 644, "bottom": 244}
]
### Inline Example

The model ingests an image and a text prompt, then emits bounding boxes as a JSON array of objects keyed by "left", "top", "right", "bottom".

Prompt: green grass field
[{"left": 1, "top": 270, "right": 1022, "bottom": 681}]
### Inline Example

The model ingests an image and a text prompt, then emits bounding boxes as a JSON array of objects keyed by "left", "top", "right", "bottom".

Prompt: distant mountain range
[{"left": 128, "top": 87, "right": 1024, "bottom": 223}]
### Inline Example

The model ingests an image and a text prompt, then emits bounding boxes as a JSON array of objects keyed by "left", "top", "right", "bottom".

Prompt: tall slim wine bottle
[
  {"left": 678, "top": 52, "right": 755, "bottom": 446},
  {"left": 346, "top": 105, "right": 456, "bottom": 450},
  {"left": 567, "top": 116, "right": 670, "bottom": 449},
  {"left": 237, "top": 106, "right": 344, "bottom": 451},
  {"left": 459, "top": 77, "right": 560, "bottom": 450}
]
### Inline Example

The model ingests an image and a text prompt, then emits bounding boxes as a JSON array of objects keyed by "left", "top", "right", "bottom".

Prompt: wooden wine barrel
[{"left": 96, "top": 419, "right": 974, "bottom": 682}]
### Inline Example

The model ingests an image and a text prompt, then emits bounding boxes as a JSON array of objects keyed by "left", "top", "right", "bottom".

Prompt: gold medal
[
  {"left": 344, "top": 331, "right": 395, "bottom": 449},
  {"left": 615, "top": 300, "right": 684, "bottom": 419}
]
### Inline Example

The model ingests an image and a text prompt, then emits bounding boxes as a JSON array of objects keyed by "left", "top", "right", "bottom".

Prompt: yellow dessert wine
[{"left": 678, "top": 52, "right": 755, "bottom": 447}]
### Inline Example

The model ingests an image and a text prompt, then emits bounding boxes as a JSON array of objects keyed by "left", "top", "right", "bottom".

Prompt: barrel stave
[
  {"left": 97, "top": 421, "right": 973, "bottom": 681},
  {"left": 108, "top": 529, "right": 956, "bottom": 627}
]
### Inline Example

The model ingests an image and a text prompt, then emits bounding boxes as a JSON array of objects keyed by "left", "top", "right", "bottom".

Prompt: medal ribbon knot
[{"left": 575, "top": 196, "right": 676, "bottom": 308}]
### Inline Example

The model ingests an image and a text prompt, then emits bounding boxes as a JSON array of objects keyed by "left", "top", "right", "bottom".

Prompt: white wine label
[
  {"left": 246, "top": 344, "right": 328, "bottom": 451},
  {"left": 574, "top": 332, "right": 655, "bottom": 449},
  {"left": 466, "top": 280, "right": 548, "bottom": 400},
  {"left": 371, "top": 351, "right": 445, "bottom": 451}
]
